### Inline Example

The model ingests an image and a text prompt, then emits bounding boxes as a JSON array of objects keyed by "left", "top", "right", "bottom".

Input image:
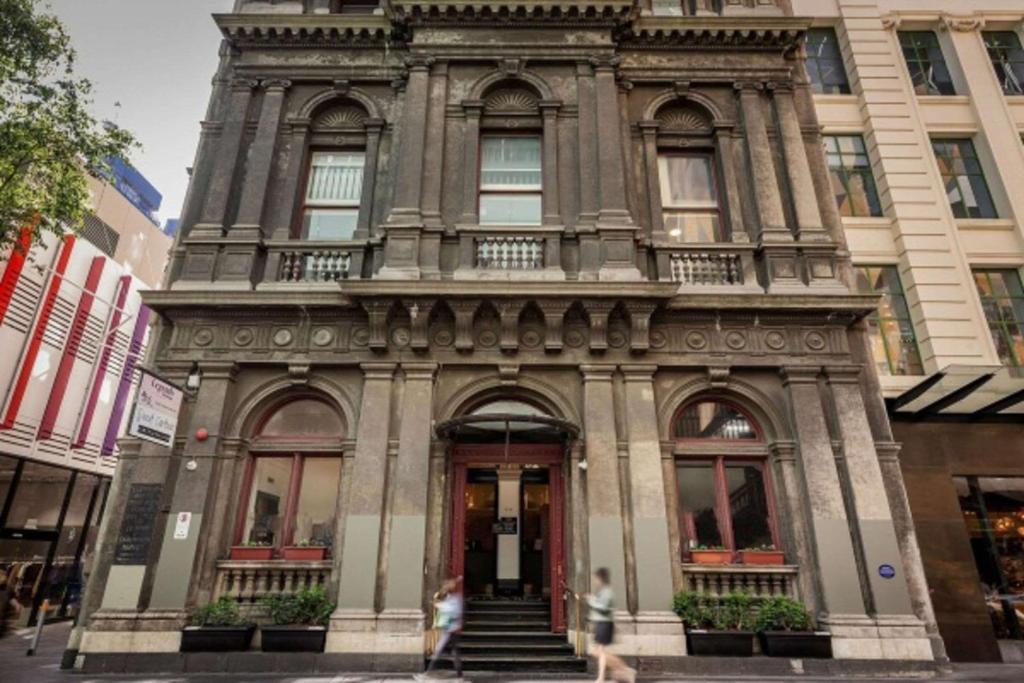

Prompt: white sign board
[
  {"left": 128, "top": 369, "right": 184, "bottom": 448},
  {"left": 174, "top": 512, "right": 192, "bottom": 540}
]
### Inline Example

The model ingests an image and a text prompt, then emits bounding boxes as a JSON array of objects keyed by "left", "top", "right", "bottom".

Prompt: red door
[{"left": 448, "top": 444, "right": 567, "bottom": 632}]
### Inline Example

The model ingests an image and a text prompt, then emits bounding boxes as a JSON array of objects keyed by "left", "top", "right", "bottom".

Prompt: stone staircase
[{"left": 429, "top": 597, "right": 587, "bottom": 673}]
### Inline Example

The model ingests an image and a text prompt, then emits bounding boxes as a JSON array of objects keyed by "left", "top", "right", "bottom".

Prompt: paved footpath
[{"left": 3, "top": 623, "right": 1024, "bottom": 683}]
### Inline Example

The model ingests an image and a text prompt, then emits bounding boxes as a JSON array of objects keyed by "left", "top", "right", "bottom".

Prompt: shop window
[
  {"left": 479, "top": 136, "right": 542, "bottom": 225},
  {"left": 955, "top": 476, "right": 1024, "bottom": 641},
  {"left": 855, "top": 265, "right": 923, "bottom": 376},
  {"left": 983, "top": 31, "right": 1024, "bottom": 96},
  {"left": 973, "top": 269, "right": 1024, "bottom": 369},
  {"left": 4, "top": 461, "right": 71, "bottom": 531},
  {"left": 658, "top": 153, "right": 721, "bottom": 243},
  {"left": 0, "top": 455, "right": 15, "bottom": 514},
  {"left": 899, "top": 31, "right": 957, "bottom": 96},
  {"left": 824, "top": 135, "right": 882, "bottom": 218},
  {"left": 300, "top": 151, "right": 365, "bottom": 240},
  {"left": 675, "top": 399, "right": 758, "bottom": 440},
  {"left": 805, "top": 28, "right": 851, "bottom": 95},
  {"left": 931, "top": 139, "right": 998, "bottom": 219}
]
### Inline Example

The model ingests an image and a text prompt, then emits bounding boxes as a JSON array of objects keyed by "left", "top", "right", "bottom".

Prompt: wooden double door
[{"left": 448, "top": 443, "right": 566, "bottom": 632}]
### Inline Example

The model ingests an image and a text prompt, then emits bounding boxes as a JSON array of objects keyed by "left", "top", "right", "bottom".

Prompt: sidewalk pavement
[{"left": 3, "top": 622, "right": 1024, "bottom": 683}]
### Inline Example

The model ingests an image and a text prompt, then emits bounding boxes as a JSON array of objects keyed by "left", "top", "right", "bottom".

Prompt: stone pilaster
[
  {"left": 231, "top": 79, "right": 291, "bottom": 238},
  {"left": 421, "top": 61, "right": 449, "bottom": 229},
  {"left": 458, "top": 101, "right": 484, "bottom": 225},
  {"left": 639, "top": 121, "right": 665, "bottom": 239},
  {"left": 771, "top": 84, "right": 827, "bottom": 242},
  {"left": 736, "top": 81, "right": 789, "bottom": 242},
  {"left": 715, "top": 127, "right": 748, "bottom": 242},
  {"left": 540, "top": 101, "right": 561, "bottom": 226}
]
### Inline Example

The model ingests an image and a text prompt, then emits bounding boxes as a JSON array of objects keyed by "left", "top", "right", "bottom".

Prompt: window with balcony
[
  {"left": 479, "top": 136, "right": 542, "bottom": 225},
  {"left": 673, "top": 400, "right": 778, "bottom": 559},
  {"left": 931, "top": 139, "right": 997, "bottom": 219},
  {"left": 300, "top": 151, "right": 365, "bottom": 240},
  {"left": 855, "top": 265, "right": 923, "bottom": 376},
  {"left": 899, "top": 31, "right": 957, "bottom": 96},
  {"left": 824, "top": 135, "right": 882, "bottom": 218},
  {"left": 983, "top": 31, "right": 1024, "bottom": 96},
  {"left": 805, "top": 28, "right": 851, "bottom": 95},
  {"left": 973, "top": 269, "right": 1024, "bottom": 370},
  {"left": 658, "top": 153, "right": 721, "bottom": 242}
]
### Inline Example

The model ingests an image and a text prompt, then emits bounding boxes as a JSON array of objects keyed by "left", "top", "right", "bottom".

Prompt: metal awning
[
  {"left": 435, "top": 413, "right": 580, "bottom": 444},
  {"left": 888, "top": 365, "right": 1024, "bottom": 420}
]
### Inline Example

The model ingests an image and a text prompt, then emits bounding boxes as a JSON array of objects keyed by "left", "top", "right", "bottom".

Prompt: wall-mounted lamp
[
  {"left": 577, "top": 459, "right": 588, "bottom": 472},
  {"left": 186, "top": 363, "right": 203, "bottom": 394}
]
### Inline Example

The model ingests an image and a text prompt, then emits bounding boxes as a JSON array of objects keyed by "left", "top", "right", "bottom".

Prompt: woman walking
[
  {"left": 418, "top": 576, "right": 464, "bottom": 681},
  {"left": 586, "top": 568, "right": 635, "bottom": 683}
]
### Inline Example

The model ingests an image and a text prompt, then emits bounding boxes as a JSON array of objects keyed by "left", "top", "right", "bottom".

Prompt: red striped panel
[
  {"left": 73, "top": 275, "right": 131, "bottom": 447},
  {"left": 0, "top": 227, "right": 33, "bottom": 325},
  {"left": 2, "top": 234, "right": 76, "bottom": 430},
  {"left": 37, "top": 255, "right": 106, "bottom": 439}
]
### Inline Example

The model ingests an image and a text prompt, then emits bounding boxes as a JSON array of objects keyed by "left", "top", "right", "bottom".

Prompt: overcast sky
[{"left": 49, "top": 0, "right": 235, "bottom": 225}]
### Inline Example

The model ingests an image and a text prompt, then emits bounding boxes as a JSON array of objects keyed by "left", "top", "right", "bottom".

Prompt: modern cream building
[{"left": 793, "top": 0, "right": 1024, "bottom": 662}]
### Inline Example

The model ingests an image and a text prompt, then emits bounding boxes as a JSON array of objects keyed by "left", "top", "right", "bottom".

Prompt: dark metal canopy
[
  {"left": 435, "top": 413, "right": 580, "bottom": 444},
  {"left": 888, "top": 365, "right": 1024, "bottom": 421}
]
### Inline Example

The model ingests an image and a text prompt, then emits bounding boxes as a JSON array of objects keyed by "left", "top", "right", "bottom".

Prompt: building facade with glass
[
  {"left": 73, "top": 0, "right": 944, "bottom": 674},
  {"left": 793, "top": 0, "right": 1024, "bottom": 663}
]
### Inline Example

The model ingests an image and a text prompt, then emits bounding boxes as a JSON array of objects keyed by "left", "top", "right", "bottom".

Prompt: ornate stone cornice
[
  {"left": 617, "top": 17, "right": 809, "bottom": 53},
  {"left": 215, "top": 13, "right": 394, "bottom": 48},
  {"left": 389, "top": 1, "right": 635, "bottom": 27}
]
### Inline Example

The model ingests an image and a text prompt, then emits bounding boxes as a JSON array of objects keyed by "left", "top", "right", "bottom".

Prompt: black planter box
[
  {"left": 260, "top": 625, "right": 327, "bottom": 652},
  {"left": 759, "top": 631, "right": 833, "bottom": 658},
  {"left": 687, "top": 630, "right": 754, "bottom": 656},
  {"left": 180, "top": 625, "right": 255, "bottom": 652}
]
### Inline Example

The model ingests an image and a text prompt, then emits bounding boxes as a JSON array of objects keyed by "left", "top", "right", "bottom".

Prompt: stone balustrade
[
  {"left": 681, "top": 563, "right": 799, "bottom": 599},
  {"left": 213, "top": 560, "right": 332, "bottom": 606},
  {"left": 475, "top": 236, "right": 545, "bottom": 270},
  {"left": 669, "top": 250, "right": 746, "bottom": 286},
  {"left": 275, "top": 247, "right": 352, "bottom": 282}
]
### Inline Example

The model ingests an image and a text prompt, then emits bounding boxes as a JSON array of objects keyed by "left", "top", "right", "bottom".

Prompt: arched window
[
  {"left": 479, "top": 86, "right": 543, "bottom": 226},
  {"left": 235, "top": 398, "right": 345, "bottom": 558},
  {"left": 672, "top": 398, "right": 779, "bottom": 564}
]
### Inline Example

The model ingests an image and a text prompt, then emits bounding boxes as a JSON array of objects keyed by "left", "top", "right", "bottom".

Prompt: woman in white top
[{"left": 586, "top": 567, "right": 635, "bottom": 683}]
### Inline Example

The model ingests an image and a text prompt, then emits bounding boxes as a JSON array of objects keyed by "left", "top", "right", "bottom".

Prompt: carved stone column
[
  {"left": 193, "top": 79, "right": 258, "bottom": 238},
  {"left": 736, "top": 82, "right": 789, "bottom": 242},
  {"left": 714, "top": 126, "right": 748, "bottom": 242},
  {"left": 540, "top": 101, "right": 561, "bottom": 226},
  {"left": 458, "top": 101, "right": 484, "bottom": 225},
  {"left": 270, "top": 120, "right": 310, "bottom": 240},
  {"left": 639, "top": 121, "right": 665, "bottom": 238},
  {"left": 771, "top": 84, "right": 828, "bottom": 242},
  {"left": 575, "top": 61, "right": 599, "bottom": 226},
  {"left": 356, "top": 119, "right": 384, "bottom": 239},
  {"left": 232, "top": 79, "right": 291, "bottom": 238},
  {"left": 768, "top": 440, "right": 820, "bottom": 616},
  {"left": 421, "top": 61, "right": 449, "bottom": 229}
]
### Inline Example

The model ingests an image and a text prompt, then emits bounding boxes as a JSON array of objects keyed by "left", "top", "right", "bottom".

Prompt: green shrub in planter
[
  {"left": 672, "top": 590, "right": 756, "bottom": 656},
  {"left": 189, "top": 595, "right": 247, "bottom": 627},
  {"left": 754, "top": 596, "right": 812, "bottom": 632},
  {"left": 260, "top": 586, "right": 336, "bottom": 653},
  {"left": 181, "top": 597, "right": 255, "bottom": 652},
  {"left": 754, "top": 596, "right": 832, "bottom": 659}
]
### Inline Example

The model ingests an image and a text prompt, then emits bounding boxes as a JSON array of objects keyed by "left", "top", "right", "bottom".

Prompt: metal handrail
[
  {"left": 563, "top": 584, "right": 587, "bottom": 658},
  {"left": 424, "top": 589, "right": 442, "bottom": 655}
]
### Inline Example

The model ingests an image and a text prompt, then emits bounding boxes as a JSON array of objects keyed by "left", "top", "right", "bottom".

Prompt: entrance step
[{"left": 429, "top": 654, "right": 588, "bottom": 673}]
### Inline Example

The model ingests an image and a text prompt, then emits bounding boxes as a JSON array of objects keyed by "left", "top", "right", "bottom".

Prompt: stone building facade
[{"left": 73, "top": 0, "right": 942, "bottom": 672}]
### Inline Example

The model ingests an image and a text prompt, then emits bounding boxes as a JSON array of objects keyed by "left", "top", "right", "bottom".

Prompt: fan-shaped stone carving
[
  {"left": 656, "top": 105, "right": 712, "bottom": 132},
  {"left": 484, "top": 88, "right": 539, "bottom": 113},
  {"left": 314, "top": 105, "right": 367, "bottom": 129}
]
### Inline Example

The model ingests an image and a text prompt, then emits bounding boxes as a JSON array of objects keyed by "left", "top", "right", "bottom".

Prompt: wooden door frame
[{"left": 448, "top": 443, "right": 567, "bottom": 632}]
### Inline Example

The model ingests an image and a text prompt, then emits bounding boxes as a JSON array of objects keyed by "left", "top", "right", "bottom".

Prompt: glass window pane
[
  {"left": 975, "top": 269, "right": 1024, "bottom": 367},
  {"left": 0, "top": 455, "right": 16, "bottom": 517},
  {"left": 663, "top": 212, "right": 720, "bottom": 243},
  {"left": 805, "top": 28, "right": 850, "bottom": 94},
  {"left": 303, "top": 208, "right": 358, "bottom": 240},
  {"left": 725, "top": 465, "right": 774, "bottom": 550},
  {"left": 56, "top": 474, "right": 98, "bottom": 558},
  {"left": 480, "top": 137, "right": 542, "bottom": 188},
  {"left": 292, "top": 458, "right": 341, "bottom": 550},
  {"left": 0, "top": 538, "right": 53, "bottom": 622},
  {"left": 659, "top": 155, "right": 718, "bottom": 208},
  {"left": 479, "top": 193, "right": 542, "bottom": 225},
  {"left": 242, "top": 458, "right": 293, "bottom": 547},
  {"left": 677, "top": 463, "right": 723, "bottom": 549},
  {"left": 676, "top": 401, "right": 757, "bottom": 440},
  {"left": 306, "top": 152, "right": 364, "bottom": 203},
  {"left": 855, "top": 265, "right": 922, "bottom": 376},
  {"left": 824, "top": 135, "right": 882, "bottom": 218},
  {"left": 932, "top": 139, "right": 997, "bottom": 219},
  {"left": 259, "top": 399, "right": 345, "bottom": 439},
  {"left": 6, "top": 462, "right": 71, "bottom": 531}
]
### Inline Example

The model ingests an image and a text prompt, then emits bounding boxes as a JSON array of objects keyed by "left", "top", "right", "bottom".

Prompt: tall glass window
[
  {"left": 805, "top": 28, "right": 851, "bottom": 94},
  {"left": 300, "top": 151, "right": 365, "bottom": 240},
  {"left": 899, "top": 31, "right": 957, "bottom": 96},
  {"left": 824, "top": 135, "right": 882, "bottom": 217},
  {"left": 973, "top": 269, "right": 1024, "bottom": 370},
  {"left": 855, "top": 265, "right": 923, "bottom": 376},
  {"left": 983, "top": 31, "right": 1024, "bottom": 96},
  {"left": 479, "top": 136, "right": 542, "bottom": 225},
  {"left": 932, "top": 139, "right": 998, "bottom": 219},
  {"left": 658, "top": 153, "right": 721, "bottom": 242}
]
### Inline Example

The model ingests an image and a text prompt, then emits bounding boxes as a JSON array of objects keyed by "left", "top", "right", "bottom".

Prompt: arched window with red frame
[
  {"left": 233, "top": 398, "right": 345, "bottom": 558},
  {"left": 673, "top": 398, "right": 781, "bottom": 564}
]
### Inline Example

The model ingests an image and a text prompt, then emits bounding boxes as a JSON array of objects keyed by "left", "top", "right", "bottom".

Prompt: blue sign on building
[{"left": 104, "top": 156, "right": 162, "bottom": 225}]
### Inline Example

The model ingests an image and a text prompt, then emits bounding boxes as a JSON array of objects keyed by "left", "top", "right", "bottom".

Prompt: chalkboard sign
[
  {"left": 493, "top": 517, "right": 518, "bottom": 535},
  {"left": 113, "top": 483, "right": 163, "bottom": 565}
]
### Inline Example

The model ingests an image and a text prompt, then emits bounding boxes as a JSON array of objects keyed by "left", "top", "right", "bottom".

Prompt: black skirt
[{"left": 593, "top": 621, "right": 614, "bottom": 645}]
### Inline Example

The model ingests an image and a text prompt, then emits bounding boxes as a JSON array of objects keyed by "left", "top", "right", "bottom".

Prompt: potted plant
[
  {"left": 755, "top": 596, "right": 832, "bottom": 658},
  {"left": 689, "top": 544, "right": 732, "bottom": 565},
  {"left": 281, "top": 538, "right": 328, "bottom": 561},
  {"left": 180, "top": 596, "right": 255, "bottom": 652},
  {"left": 229, "top": 540, "right": 273, "bottom": 561},
  {"left": 739, "top": 544, "right": 785, "bottom": 566},
  {"left": 673, "top": 590, "right": 755, "bottom": 656},
  {"left": 260, "top": 585, "right": 335, "bottom": 652}
]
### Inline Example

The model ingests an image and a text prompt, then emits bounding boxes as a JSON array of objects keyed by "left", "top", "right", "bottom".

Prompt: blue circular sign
[{"left": 878, "top": 564, "right": 896, "bottom": 579}]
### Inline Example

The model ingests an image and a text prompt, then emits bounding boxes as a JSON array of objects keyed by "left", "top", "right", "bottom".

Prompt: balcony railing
[
  {"left": 214, "top": 560, "right": 332, "bottom": 606},
  {"left": 670, "top": 251, "right": 745, "bottom": 286},
  {"left": 681, "top": 563, "right": 799, "bottom": 599},
  {"left": 476, "top": 236, "right": 544, "bottom": 270},
  {"left": 276, "top": 247, "right": 352, "bottom": 282}
]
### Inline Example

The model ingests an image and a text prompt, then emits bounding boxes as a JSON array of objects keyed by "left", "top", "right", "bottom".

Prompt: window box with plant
[
  {"left": 281, "top": 539, "right": 328, "bottom": 561},
  {"left": 688, "top": 545, "right": 732, "bottom": 565},
  {"left": 738, "top": 545, "right": 784, "bottom": 566},
  {"left": 229, "top": 540, "right": 274, "bottom": 561},
  {"left": 180, "top": 596, "right": 255, "bottom": 652},
  {"left": 755, "top": 596, "right": 832, "bottom": 658},
  {"left": 673, "top": 591, "right": 755, "bottom": 656},
  {"left": 260, "top": 586, "right": 335, "bottom": 652}
]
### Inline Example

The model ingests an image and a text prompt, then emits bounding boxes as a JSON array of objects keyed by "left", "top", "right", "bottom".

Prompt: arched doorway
[{"left": 436, "top": 398, "right": 578, "bottom": 633}]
